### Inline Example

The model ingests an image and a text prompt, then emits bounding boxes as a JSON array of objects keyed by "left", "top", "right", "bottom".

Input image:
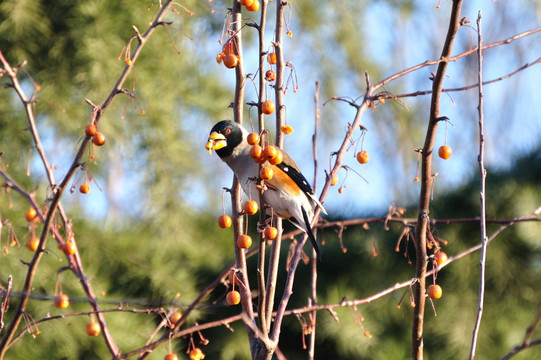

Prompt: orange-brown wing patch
[{"left": 265, "top": 164, "right": 302, "bottom": 197}]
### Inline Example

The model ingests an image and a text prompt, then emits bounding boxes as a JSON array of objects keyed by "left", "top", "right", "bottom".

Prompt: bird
[{"left": 205, "top": 120, "right": 326, "bottom": 258}]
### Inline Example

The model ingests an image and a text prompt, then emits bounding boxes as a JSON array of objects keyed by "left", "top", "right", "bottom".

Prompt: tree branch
[
  {"left": 469, "top": 11, "right": 487, "bottom": 359},
  {"left": 412, "top": 1, "right": 463, "bottom": 359}
]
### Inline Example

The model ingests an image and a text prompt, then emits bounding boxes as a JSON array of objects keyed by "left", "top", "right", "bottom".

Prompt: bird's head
[{"left": 205, "top": 120, "right": 245, "bottom": 158}]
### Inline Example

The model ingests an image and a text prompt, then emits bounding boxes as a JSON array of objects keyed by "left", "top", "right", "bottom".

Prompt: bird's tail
[{"left": 301, "top": 206, "right": 321, "bottom": 260}]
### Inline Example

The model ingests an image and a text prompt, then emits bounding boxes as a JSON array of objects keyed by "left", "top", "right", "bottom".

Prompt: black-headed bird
[{"left": 205, "top": 120, "right": 326, "bottom": 257}]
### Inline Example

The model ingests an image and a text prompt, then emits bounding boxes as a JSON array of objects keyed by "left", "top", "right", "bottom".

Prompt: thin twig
[
  {"left": 256, "top": 0, "right": 270, "bottom": 342},
  {"left": 307, "top": 81, "right": 321, "bottom": 360},
  {"left": 469, "top": 11, "right": 487, "bottom": 360},
  {"left": 384, "top": 55, "right": 541, "bottom": 100},
  {"left": 499, "top": 305, "right": 541, "bottom": 360},
  {"left": 264, "top": 0, "right": 286, "bottom": 351},
  {"left": 372, "top": 26, "right": 541, "bottom": 92}
]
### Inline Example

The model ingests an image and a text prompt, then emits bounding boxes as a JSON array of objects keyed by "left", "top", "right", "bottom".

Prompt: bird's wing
[{"left": 274, "top": 151, "right": 327, "bottom": 215}]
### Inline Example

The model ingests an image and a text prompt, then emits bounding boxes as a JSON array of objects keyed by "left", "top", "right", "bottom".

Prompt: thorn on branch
[
  {"left": 13, "top": 60, "right": 28, "bottom": 72},
  {"left": 435, "top": 116, "right": 450, "bottom": 123},
  {"left": 326, "top": 308, "right": 340, "bottom": 323},
  {"left": 132, "top": 25, "right": 143, "bottom": 42},
  {"left": 119, "top": 88, "right": 135, "bottom": 98},
  {"left": 245, "top": 21, "right": 259, "bottom": 30},
  {"left": 157, "top": 20, "right": 174, "bottom": 27},
  {"left": 84, "top": 98, "right": 100, "bottom": 111},
  {"left": 325, "top": 96, "right": 359, "bottom": 109},
  {"left": 20, "top": 260, "right": 31, "bottom": 266},
  {"left": 222, "top": 321, "right": 234, "bottom": 333},
  {"left": 364, "top": 70, "right": 371, "bottom": 90}
]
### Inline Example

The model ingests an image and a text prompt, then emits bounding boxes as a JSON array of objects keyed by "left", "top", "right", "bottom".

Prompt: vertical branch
[
  {"left": 264, "top": 0, "right": 286, "bottom": 334},
  {"left": 229, "top": 0, "right": 256, "bottom": 341},
  {"left": 308, "top": 81, "right": 321, "bottom": 360},
  {"left": 256, "top": 0, "right": 269, "bottom": 338},
  {"left": 412, "top": 1, "right": 463, "bottom": 359},
  {"left": 469, "top": 10, "right": 487, "bottom": 360},
  {"left": 252, "top": 0, "right": 270, "bottom": 336},
  {"left": 274, "top": 0, "right": 286, "bottom": 150}
]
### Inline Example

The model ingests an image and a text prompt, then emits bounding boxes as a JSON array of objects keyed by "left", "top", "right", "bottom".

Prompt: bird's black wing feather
[
  {"left": 301, "top": 206, "right": 321, "bottom": 260},
  {"left": 275, "top": 161, "right": 314, "bottom": 197}
]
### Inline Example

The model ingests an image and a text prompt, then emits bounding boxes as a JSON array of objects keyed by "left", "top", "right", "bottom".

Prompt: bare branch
[
  {"left": 499, "top": 305, "right": 541, "bottom": 360},
  {"left": 412, "top": 1, "right": 463, "bottom": 358},
  {"left": 469, "top": 11, "right": 487, "bottom": 359}
]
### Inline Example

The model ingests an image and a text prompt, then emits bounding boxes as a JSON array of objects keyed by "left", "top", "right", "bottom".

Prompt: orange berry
[
  {"left": 330, "top": 174, "right": 339, "bottom": 186},
  {"left": 62, "top": 241, "right": 76, "bottom": 256},
  {"left": 267, "top": 52, "right": 277, "bottom": 64},
  {"left": 243, "top": 200, "right": 258, "bottom": 215},
  {"left": 218, "top": 215, "right": 232, "bottom": 229},
  {"left": 86, "top": 321, "right": 101, "bottom": 336},
  {"left": 240, "top": 0, "right": 254, "bottom": 6},
  {"left": 260, "top": 167, "right": 273, "bottom": 180},
  {"left": 356, "top": 150, "right": 369, "bottom": 164},
  {"left": 92, "top": 132, "right": 106, "bottom": 146},
  {"left": 280, "top": 125, "right": 294, "bottom": 135},
  {"left": 261, "top": 100, "right": 275, "bottom": 115},
  {"left": 249, "top": 144, "right": 263, "bottom": 160},
  {"left": 255, "top": 154, "right": 267, "bottom": 165},
  {"left": 268, "top": 150, "right": 283, "bottom": 165},
  {"left": 435, "top": 251, "right": 448, "bottom": 266},
  {"left": 25, "top": 207, "right": 37, "bottom": 222},
  {"left": 54, "top": 293, "right": 70, "bottom": 309},
  {"left": 189, "top": 347, "right": 205, "bottom": 360},
  {"left": 438, "top": 145, "right": 452, "bottom": 160},
  {"left": 246, "top": 0, "right": 260, "bottom": 11},
  {"left": 85, "top": 124, "right": 97, "bottom": 136},
  {"left": 247, "top": 132, "right": 260, "bottom": 146},
  {"left": 169, "top": 311, "right": 181, "bottom": 328},
  {"left": 427, "top": 284, "right": 443, "bottom": 299},
  {"left": 26, "top": 237, "right": 39, "bottom": 252},
  {"left": 263, "top": 145, "right": 278, "bottom": 161},
  {"left": 237, "top": 234, "right": 252, "bottom": 249},
  {"left": 264, "top": 226, "right": 278, "bottom": 240},
  {"left": 223, "top": 54, "right": 238, "bottom": 69},
  {"left": 226, "top": 290, "right": 241, "bottom": 305},
  {"left": 222, "top": 41, "right": 237, "bottom": 56},
  {"left": 79, "top": 183, "right": 91, "bottom": 194},
  {"left": 216, "top": 52, "right": 225, "bottom": 64},
  {"left": 265, "top": 70, "right": 276, "bottom": 82},
  {"left": 164, "top": 354, "right": 179, "bottom": 360},
  {"left": 414, "top": 177, "right": 420, "bottom": 183},
  {"left": 229, "top": 271, "right": 240, "bottom": 286}
]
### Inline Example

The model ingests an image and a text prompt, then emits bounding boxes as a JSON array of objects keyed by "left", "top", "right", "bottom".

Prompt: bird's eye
[{"left": 225, "top": 128, "right": 231, "bottom": 135}]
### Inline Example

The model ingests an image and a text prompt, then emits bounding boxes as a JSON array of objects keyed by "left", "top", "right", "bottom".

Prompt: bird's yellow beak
[{"left": 205, "top": 132, "right": 227, "bottom": 155}]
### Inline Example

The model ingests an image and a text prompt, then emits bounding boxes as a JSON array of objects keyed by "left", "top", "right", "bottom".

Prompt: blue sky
[
  {"left": 196, "top": 0, "right": 541, "bottom": 220},
  {"left": 30, "top": 0, "right": 541, "bottom": 221}
]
